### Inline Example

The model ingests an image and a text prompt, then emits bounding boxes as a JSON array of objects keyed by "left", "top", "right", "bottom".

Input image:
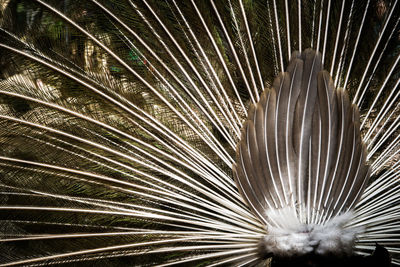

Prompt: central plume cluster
[{"left": 233, "top": 49, "right": 369, "bottom": 257}]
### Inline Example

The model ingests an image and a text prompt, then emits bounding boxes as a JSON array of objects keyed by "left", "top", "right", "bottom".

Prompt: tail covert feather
[{"left": 234, "top": 49, "right": 370, "bottom": 256}]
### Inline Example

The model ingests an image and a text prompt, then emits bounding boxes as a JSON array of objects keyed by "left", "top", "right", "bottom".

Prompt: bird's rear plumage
[
  {"left": 234, "top": 49, "right": 370, "bottom": 256},
  {"left": 0, "top": 0, "right": 399, "bottom": 266}
]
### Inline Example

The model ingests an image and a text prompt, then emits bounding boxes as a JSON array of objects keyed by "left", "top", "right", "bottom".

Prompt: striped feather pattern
[{"left": 234, "top": 49, "right": 369, "bottom": 228}]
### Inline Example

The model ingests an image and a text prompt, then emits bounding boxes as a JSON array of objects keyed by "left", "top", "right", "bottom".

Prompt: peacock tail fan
[{"left": 0, "top": 0, "right": 398, "bottom": 266}]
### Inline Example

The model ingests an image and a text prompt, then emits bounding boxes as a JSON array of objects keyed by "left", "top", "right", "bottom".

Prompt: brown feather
[{"left": 234, "top": 50, "right": 369, "bottom": 225}]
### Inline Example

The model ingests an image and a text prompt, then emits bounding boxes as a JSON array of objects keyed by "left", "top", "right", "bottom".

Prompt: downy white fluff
[{"left": 261, "top": 208, "right": 363, "bottom": 256}]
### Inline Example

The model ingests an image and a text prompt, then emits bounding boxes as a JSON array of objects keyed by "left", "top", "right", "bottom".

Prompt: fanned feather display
[{"left": 0, "top": 0, "right": 399, "bottom": 266}]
